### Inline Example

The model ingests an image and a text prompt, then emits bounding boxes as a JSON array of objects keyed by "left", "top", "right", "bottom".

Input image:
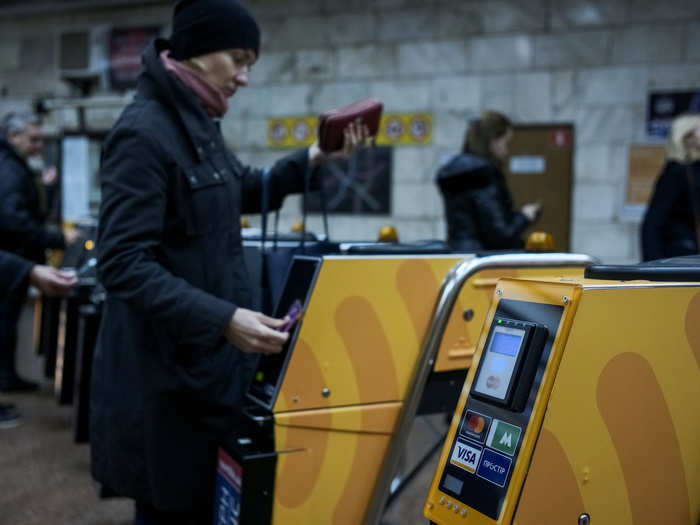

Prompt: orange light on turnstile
[
  {"left": 378, "top": 225, "right": 398, "bottom": 242},
  {"left": 525, "top": 231, "right": 554, "bottom": 251}
]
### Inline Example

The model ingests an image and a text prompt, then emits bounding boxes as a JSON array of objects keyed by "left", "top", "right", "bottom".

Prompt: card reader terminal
[
  {"left": 435, "top": 301, "right": 557, "bottom": 521},
  {"left": 471, "top": 318, "right": 547, "bottom": 411}
]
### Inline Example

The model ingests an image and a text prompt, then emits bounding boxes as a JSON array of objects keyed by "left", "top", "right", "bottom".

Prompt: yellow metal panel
[
  {"left": 274, "top": 257, "right": 465, "bottom": 412},
  {"left": 434, "top": 268, "right": 586, "bottom": 373},
  {"left": 272, "top": 403, "right": 400, "bottom": 525},
  {"left": 425, "top": 279, "right": 581, "bottom": 525},
  {"left": 274, "top": 402, "right": 401, "bottom": 434},
  {"left": 514, "top": 285, "right": 700, "bottom": 525}
]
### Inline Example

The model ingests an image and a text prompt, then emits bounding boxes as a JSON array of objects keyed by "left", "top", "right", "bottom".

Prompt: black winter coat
[
  {"left": 641, "top": 161, "right": 700, "bottom": 261},
  {"left": 0, "top": 139, "right": 64, "bottom": 263},
  {"left": 436, "top": 153, "right": 529, "bottom": 251},
  {"left": 0, "top": 250, "right": 32, "bottom": 297},
  {"left": 91, "top": 39, "right": 313, "bottom": 512}
]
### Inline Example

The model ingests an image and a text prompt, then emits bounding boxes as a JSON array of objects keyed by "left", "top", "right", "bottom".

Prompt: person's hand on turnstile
[
  {"left": 29, "top": 265, "right": 77, "bottom": 296},
  {"left": 224, "top": 308, "right": 289, "bottom": 354}
]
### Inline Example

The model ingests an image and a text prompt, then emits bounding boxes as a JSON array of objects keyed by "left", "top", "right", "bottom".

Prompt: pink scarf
[{"left": 160, "top": 50, "right": 228, "bottom": 118}]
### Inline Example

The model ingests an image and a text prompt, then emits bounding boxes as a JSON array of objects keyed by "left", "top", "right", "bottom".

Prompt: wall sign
[
  {"left": 647, "top": 90, "right": 700, "bottom": 139},
  {"left": 109, "top": 27, "right": 159, "bottom": 90},
  {"left": 509, "top": 155, "right": 546, "bottom": 174},
  {"left": 267, "top": 112, "right": 433, "bottom": 149},
  {"left": 305, "top": 146, "right": 392, "bottom": 215}
]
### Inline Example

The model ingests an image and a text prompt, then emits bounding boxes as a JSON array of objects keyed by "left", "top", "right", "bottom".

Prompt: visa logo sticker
[{"left": 450, "top": 439, "right": 482, "bottom": 473}]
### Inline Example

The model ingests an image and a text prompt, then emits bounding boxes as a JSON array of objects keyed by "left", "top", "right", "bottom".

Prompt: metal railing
[{"left": 364, "top": 252, "right": 599, "bottom": 525}]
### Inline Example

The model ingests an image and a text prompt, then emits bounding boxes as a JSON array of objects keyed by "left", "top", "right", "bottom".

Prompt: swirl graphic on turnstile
[
  {"left": 332, "top": 296, "right": 399, "bottom": 524},
  {"left": 275, "top": 338, "right": 331, "bottom": 509},
  {"left": 597, "top": 352, "right": 690, "bottom": 525},
  {"left": 512, "top": 429, "right": 584, "bottom": 525},
  {"left": 685, "top": 291, "right": 700, "bottom": 369}
]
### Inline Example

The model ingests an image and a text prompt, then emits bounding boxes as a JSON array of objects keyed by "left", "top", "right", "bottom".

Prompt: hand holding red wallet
[{"left": 318, "top": 98, "right": 383, "bottom": 152}]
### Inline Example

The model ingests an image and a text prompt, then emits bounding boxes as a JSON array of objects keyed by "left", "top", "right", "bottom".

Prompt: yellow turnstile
[
  {"left": 424, "top": 264, "right": 700, "bottom": 525},
  {"left": 216, "top": 252, "right": 596, "bottom": 524}
]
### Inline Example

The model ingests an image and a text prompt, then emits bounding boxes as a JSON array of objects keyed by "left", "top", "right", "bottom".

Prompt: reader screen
[{"left": 473, "top": 326, "right": 525, "bottom": 400}]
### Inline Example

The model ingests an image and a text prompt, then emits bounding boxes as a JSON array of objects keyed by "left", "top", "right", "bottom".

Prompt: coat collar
[
  {"left": 137, "top": 38, "right": 221, "bottom": 162},
  {"left": 0, "top": 138, "right": 31, "bottom": 173}
]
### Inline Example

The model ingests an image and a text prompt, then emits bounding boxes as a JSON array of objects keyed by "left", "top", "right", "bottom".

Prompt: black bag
[{"left": 260, "top": 167, "right": 337, "bottom": 314}]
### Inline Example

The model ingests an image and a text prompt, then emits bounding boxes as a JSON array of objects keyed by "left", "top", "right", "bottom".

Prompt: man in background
[
  {"left": 0, "top": 250, "right": 76, "bottom": 426},
  {"left": 0, "top": 111, "right": 79, "bottom": 391}
]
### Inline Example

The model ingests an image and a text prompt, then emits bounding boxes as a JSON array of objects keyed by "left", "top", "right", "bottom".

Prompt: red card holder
[{"left": 318, "top": 98, "right": 383, "bottom": 152}]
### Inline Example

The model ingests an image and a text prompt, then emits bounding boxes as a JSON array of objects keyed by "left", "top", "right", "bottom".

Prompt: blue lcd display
[{"left": 490, "top": 332, "right": 522, "bottom": 357}]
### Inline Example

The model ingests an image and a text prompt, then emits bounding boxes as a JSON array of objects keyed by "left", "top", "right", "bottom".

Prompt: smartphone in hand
[{"left": 279, "top": 300, "right": 303, "bottom": 332}]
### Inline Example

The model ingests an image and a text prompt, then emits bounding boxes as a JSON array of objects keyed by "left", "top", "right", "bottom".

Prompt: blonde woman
[{"left": 642, "top": 114, "right": 700, "bottom": 261}]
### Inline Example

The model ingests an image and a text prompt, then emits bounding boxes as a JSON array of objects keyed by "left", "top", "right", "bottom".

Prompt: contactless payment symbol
[
  {"left": 460, "top": 410, "right": 491, "bottom": 443},
  {"left": 486, "top": 419, "right": 521, "bottom": 456},
  {"left": 450, "top": 439, "right": 482, "bottom": 473}
]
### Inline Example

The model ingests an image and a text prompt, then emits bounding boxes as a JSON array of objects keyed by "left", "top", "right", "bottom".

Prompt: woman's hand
[
  {"left": 309, "top": 118, "right": 374, "bottom": 166},
  {"left": 29, "top": 265, "right": 77, "bottom": 296},
  {"left": 224, "top": 307, "right": 289, "bottom": 354},
  {"left": 521, "top": 202, "right": 542, "bottom": 222}
]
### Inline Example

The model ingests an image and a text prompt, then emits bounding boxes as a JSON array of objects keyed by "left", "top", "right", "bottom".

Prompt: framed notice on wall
[
  {"left": 306, "top": 146, "right": 392, "bottom": 215},
  {"left": 109, "top": 26, "right": 160, "bottom": 90},
  {"left": 647, "top": 91, "right": 700, "bottom": 139}
]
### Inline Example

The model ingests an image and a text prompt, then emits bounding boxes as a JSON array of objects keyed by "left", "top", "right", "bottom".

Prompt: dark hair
[{"left": 461, "top": 110, "right": 512, "bottom": 162}]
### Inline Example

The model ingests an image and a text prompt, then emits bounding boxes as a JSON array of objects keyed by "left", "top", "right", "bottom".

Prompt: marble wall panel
[
  {"left": 337, "top": 45, "right": 398, "bottom": 79},
  {"left": 534, "top": 30, "right": 611, "bottom": 68},
  {"left": 397, "top": 41, "right": 469, "bottom": 76},
  {"left": 467, "top": 35, "right": 532, "bottom": 72},
  {"left": 611, "top": 26, "right": 684, "bottom": 64},
  {"left": 432, "top": 75, "right": 481, "bottom": 111}
]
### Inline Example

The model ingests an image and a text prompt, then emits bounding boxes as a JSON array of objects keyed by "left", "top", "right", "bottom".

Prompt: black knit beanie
[{"left": 169, "top": 0, "right": 261, "bottom": 60}]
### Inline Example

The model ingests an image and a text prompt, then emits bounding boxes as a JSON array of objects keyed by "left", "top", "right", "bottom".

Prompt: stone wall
[{"left": 1, "top": 0, "right": 699, "bottom": 262}]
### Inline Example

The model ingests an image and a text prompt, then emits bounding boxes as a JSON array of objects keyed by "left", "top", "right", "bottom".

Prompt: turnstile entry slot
[
  {"left": 437, "top": 299, "right": 561, "bottom": 520},
  {"left": 215, "top": 418, "right": 277, "bottom": 525},
  {"left": 246, "top": 256, "right": 321, "bottom": 410}
]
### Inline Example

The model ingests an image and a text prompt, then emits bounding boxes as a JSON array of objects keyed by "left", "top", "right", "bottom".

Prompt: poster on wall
[
  {"left": 267, "top": 113, "right": 432, "bottom": 149},
  {"left": 109, "top": 26, "right": 160, "bottom": 90},
  {"left": 647, "top": 90, "right": 700, "bottom": 139},
  {"left": 623, "top": 144, "right": 666, "bottom": 216},
  {"left": 306, "top": 146, "right": 392, "bottom": 215}
]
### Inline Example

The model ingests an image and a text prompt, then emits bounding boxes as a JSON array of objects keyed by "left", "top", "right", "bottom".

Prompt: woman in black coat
[
  {"left": 436, "top": 111, "right": 541, "bottom": 251},
  {"left": 91, "top": 1, "right": 368, "bottom": 522},
  {"left": 641, "top": 114, "right": 700, "bottom": 261}
]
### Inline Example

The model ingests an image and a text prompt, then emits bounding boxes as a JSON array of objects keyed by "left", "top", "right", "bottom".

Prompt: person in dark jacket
[
  {"left": 436, "top": 111, "right": 541, "bottom": 251},
  {"left": 641, "top": 114, "right": 700, "bottom": 261},
  {"left": 0, "top": 250, "right": 76, "bottom": 427},
  {"left": 90, "top": 1, "right": 369, "bottom": 523},
  {"left": 0, "top": 111, "right": 80, "bottom": 392}
]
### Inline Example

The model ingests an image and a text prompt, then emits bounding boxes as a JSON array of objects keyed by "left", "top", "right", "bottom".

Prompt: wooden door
[{"left": 505, "top": 124, "right": 574, "bottom": 251}]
